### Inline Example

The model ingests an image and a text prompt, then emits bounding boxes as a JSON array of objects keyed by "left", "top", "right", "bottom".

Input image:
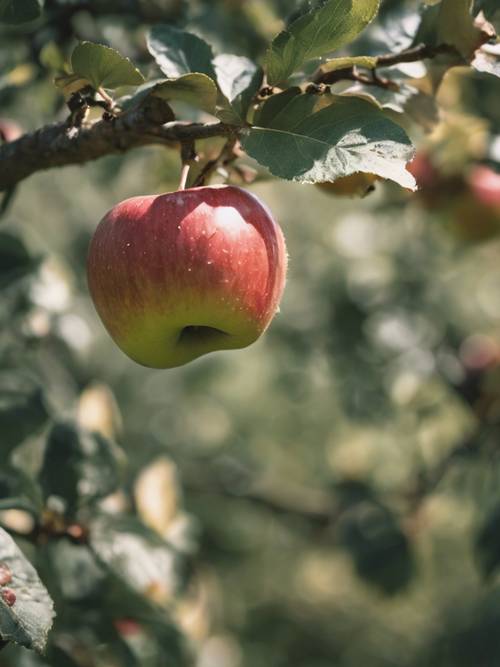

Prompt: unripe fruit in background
[
  {"left": 0, "top": 118, "right": 22, "bottom": 142},
  {"left": 408, "top": 154, "right": 500, "bottom": 243},
  {"left": 87, "top": 185, "right": 287, "bottom": 369},
  {"left": 316, "top": 173, "right": 378, "bottom": 198}
]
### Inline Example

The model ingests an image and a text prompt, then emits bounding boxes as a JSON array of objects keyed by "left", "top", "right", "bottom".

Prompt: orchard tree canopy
[
  {"left": 1, "top": 1, "right": 500, "bottom": 666},
  {"left": 1, "top": 0, "right": 498, "bottom": 198}
]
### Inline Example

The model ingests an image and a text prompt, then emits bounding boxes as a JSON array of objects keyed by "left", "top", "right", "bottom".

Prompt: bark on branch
[{"left": 0, "top": 98, "right": 234, "bottom": 192}]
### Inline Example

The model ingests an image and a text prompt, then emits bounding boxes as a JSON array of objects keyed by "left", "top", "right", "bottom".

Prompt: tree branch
[
  {"left": 313, "top": 43, "right": 458, "bottom": 86},
  {"left": 0, "top": 98, "right": 234, "bottom": 192}
]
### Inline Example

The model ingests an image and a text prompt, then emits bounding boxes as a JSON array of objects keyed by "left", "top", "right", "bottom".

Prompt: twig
[
  {"left": 178, "top": 164, "right": 191, "bottom": 191},
  {"left": 193, "top": 135, "right": 239, "bottom": 188},
  {"left": 313, "top": 43, "right": 458, "bottom": 86},
  {"left": 0, "top": 97, "right": 234, "bottom": 192}
]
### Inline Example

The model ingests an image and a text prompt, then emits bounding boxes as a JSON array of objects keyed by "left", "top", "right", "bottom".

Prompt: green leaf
[
  {"left": 0, "top": 466, "right": 43, "bottom": 515},
  {"left": 255, "top": 87, "right": 318, "bottom": 128},
  {"left": 242, "top": 94, "right": 416, "bottom": 188},
  {"left": 437, "top": 0, "right": 492, "bottom": 59},
  {"left": 337, "top": 501, "right": 414, "bottom": 594},
  {"left": 266, "top": 0, "right": 381, "bottom": 85},
  {"left": 476, "top": 503, "right": 500, "bottom": 578},
  {"left": 0, "top": 527, "right": 55, "bottom": 652},
  {"left": 147, "top": 25, "right": 217, "bottom": 80},
  {"left": 213, "top": 54, "right": 263, "bottom": 124},
  {"left": 0, "top": 0, "right": 42, "bottom": 24},
  {"left": 476, "top": 0, "right": 500, "bottom": 19},
  {"left": 0, "top": 232, "right": 38, "bottom": 288},
  {"left": 89, "top": 514, "right": 182, "bottom": 603},
  {"left": 71, "top": 42, "right": 145, "bottom": 90},
  {"left": 88, "top": 513, "right": 189, "bottom": 661},
  {"left": 39, "top": 422, "right": 124, "bottom": 515},
  {"left": 152, "top": 73, "right": 218, "bottom": 114},
  {"left": 0, "top": 373, "right": 49, "bottom": 458}
]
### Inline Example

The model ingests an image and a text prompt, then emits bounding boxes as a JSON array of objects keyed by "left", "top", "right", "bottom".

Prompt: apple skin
[
  {"left": 468, "top": 166, "right": 500, "bottom": 209},
  {"left": 0, "top": 118, "right": 22, "bottom": 142},
  {"left": 87, "top": 185, "right": 287, "bottom": 369}
]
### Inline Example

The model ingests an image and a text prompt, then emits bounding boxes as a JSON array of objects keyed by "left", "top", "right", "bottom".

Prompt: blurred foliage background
[{"left": 2, "top": 1, "right": 500, "bottom": 666}]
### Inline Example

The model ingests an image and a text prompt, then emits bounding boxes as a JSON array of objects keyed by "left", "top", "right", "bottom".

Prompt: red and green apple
[{"left": 87, "top": 185, "right": 287, "bottom": 368}]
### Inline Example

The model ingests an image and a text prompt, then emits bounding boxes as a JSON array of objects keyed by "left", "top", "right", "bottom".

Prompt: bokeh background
[{"left": 2, "top": 1, "right": 500, "bottom": 666}]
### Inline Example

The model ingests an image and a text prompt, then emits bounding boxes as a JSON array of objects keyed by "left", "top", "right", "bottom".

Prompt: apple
[
  {"left": 0, "top": 118, "right": 22, "bottom": 143},
  {"left": 468, "top": 165, "right": 500, "bottom": 209},
  {"left": 87, "top": 185, "right": 287, "bottom": 369},
  {"left": 407, "top": 152, "right": 438, "bottom": 191}
]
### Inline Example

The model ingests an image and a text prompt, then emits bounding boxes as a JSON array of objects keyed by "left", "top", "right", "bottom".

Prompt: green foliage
[
  {"left": 1, "top": 0, "right": 500, "bottom": 665},
  {"left": 0, "top": 232, "right": 38, "bottom": 288},
  {"left": 0, "top": 0, "right": 41, "bottom": 25},
  {"left": 70, "top": 42, "right": 145, "bottom": 90},
  {"left": 214, "top": 55, "right": 263, "bottom": 124},
  {"left": 242, "top": 92, "right": 416, "bottom": 187},
  {"left": 0, "top": 373, "right": 49, "bottom": 458},
  {"left": 0, "top": 466, "right": 43, "bottom": 514},
  {"left": 39, "top": 422, "right": 124, "bottom": 517},
  {"left": 265, "top": 0, "right": 380, "bottom": 84},
  {"left": 437, "top": 0, "right": 487, "bottom": 59},
  {"left": 153, "top": 74, "right": 218, "bottom": 114},
  {"left": 0, "top": 528, "right": 54, "bottom": 652},
  {"left": 147, "top": 25, "right": 217, "bottom": 80}
]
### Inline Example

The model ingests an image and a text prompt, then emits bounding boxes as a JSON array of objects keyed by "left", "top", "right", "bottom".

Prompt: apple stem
[{"left": 178, "top": 163, "right": 191, "bottom": 190}]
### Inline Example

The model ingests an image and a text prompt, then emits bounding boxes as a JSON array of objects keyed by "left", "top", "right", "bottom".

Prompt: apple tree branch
[{"left": 0, "top": 97, "right": 234, "bottom": 193}]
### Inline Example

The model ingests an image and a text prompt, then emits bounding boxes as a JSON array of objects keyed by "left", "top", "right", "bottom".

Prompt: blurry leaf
[
  {"left": 344, "top": 81, "right": 421, "bottom": 113},
  {"left": 0, "top": 466, "right": 43, "bottom": 515},
  {"left": 147, "top": 25, "right": 217, "bottom": 79},
  {"left": 102, "top": 578, "right": 187, "bottom": 664},
  {"left": 0, "top": 187, "right": 17, "bottom": 218},
  {"left": 39, "top": 422, "right": 124, "bottom": 515},
  {"left": 0, "top": 527, "right": 55, "bottom": 652},
  {"left": 87, "top": 513, "right": 190, "bottom": 660},
  {"left": 213, "top": 54, "right": 263, "bottom": 124},
  {"left": 0, "top": 0, "right": 42, "bottom": 24},
  {"left": 265, "top": 0, "right": 380, "bottom": 85},
  {"left": 89, "top": 514, "right": 181, "bottom": 606},
  {"left": 71, "top": 42, "right": 145, "bottom": 90},
  {"left": 54, "top": 72, "right": 90, "bottom": 97},
  {"left": 437, "top": 0, "right": 494, "bottom": 59},
  {"left": 46, "top": 540, "right": 106, "bottom": 601},
  {"left": 476, "top": 0, "right": 500, "bottom": 19},
  {"left": 336, "top": 501, "right": 414, "bottom": 594},
  {"left": 134, "top": 457, "right": 180, "bottom": 538},
  {"left": 476, "top": 504, "right": 500, "bottom": 578},
  {"left": 77, "top": 383, "right": 122, "bottom": 440},
  {"left": 0, "top": 373, "right": 49, "bottom": 458},
  {"left": 39, "top": 42, "right": 66, "bottom": 72},
  {"left": 153, "top": 73, "right": 218, "bottom": 113},
  {"left": 0, "top": 232, "right": 38, "bottom": 289},
  {"left": 243, "top": 93, "right": 416, "bottom": 188},
  {"left": 472, "top": 43, "right": 500, "bottom": 78}
]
